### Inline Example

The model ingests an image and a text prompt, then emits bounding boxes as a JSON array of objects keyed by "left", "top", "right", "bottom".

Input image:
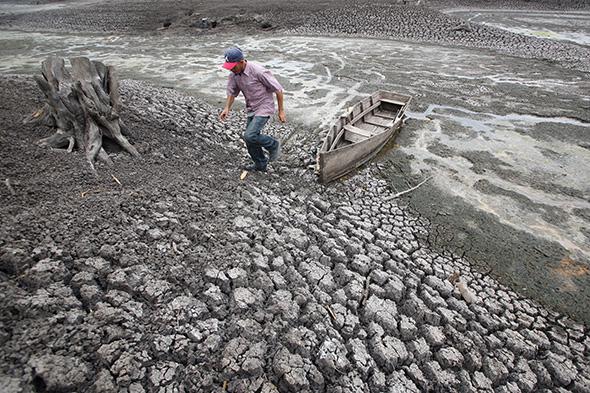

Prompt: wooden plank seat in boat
[
  {"left": 344, "top": 124, "right": 373, "bottom": 143},
  {"left": 380, "top": 98, "right": 407, "bottom": 106},
  {"left": 374, "top": 110, "right": 396, "bottom": 120},
  {"left": 316, "top": 90, "right": 412, "bottom": 183},
  {"left": 364, "top": 114, "right": 393, "bottom": 128}
]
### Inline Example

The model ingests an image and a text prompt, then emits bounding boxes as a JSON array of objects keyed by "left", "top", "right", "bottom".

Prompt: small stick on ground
[
  {"left": 359, "top": 275, "right": 372, "bottom": 308},
  {"left": 384, "top": 176, "right": 432, "bottom": 201},
  {"left": 5, "top": 178, "right": 16, "bottom": 195},
  {"left": 324, "top": 305, "right": 337, "bottom": 321},
  {"left": 111, "top": 174, "right": 122, "bottom": 186},
  {"left": 81, "top": 189, "right": 100, "bottom": 197}
]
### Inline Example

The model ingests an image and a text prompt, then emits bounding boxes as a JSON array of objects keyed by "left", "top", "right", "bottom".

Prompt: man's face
[{"left": 231, "top": 60, "right": 245, "bottom": 74}]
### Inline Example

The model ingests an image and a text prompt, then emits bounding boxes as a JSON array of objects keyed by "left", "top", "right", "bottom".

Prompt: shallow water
[
  {"left": 0, "top": 28, "right": 589, "bottom": 264},
  {"left": 447, "top": 9, "right": 590, "bottom": 47}
]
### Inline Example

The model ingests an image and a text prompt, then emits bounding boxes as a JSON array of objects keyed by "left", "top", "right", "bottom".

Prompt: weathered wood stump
[{"left": 25, "top": 56, "right": 139, "bottom": 172}]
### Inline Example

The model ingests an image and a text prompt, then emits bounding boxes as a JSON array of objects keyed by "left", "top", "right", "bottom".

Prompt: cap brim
[{"left": 222, "top": 62, "right": 239, "bottom": 70}]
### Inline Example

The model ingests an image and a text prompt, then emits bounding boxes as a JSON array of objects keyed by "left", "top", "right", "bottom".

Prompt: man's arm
[
  {"left": 219, "top": 95, "right": 235, "bottom": 122},
  {"left": 275, "top": 91, "right": 286, "bottom": 123}
]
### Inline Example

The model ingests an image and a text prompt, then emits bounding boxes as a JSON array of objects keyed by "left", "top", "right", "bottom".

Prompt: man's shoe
[{"left": 268, "top": 141, "right": 281, "bottom": 162}]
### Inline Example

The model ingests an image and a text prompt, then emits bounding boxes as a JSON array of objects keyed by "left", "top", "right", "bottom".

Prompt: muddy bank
[
  {"left": 1, "top": 75, "right": 590, "bottom": 392},
  {"left": 381, "top": 150, "right": 590, "bottom": 323},
  {"left": 1, "top": 1, "right": 590, "bottom": 391},
  {"left": 0, "top": 16, "right": 588, "bottom": 323}
]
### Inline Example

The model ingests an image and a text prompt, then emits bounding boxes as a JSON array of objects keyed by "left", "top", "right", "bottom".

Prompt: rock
[
  {"left": 435, "top": 347, "right": 464, "bottom": 369},
  {"left": 268, "top": 290, "right": 299, "bottom": 321},
  {"left": 147, "top": 228, "right": 166, "bottom": 240},
  {"left": 273, "top": 349, "right": 310, "bottom": 391},
  {"left": 282, "top": 227, "right": 310, "bottom": 250},
  {"left": 408, "top": 337, "right": 431, "bottom": 362},
  {"left": 317, "top": 338, "right": 350, "bottom": 376},
  {"left": 422, "top": 325, "right": 446, "bottom": 347},
  {"left": 0, "top": 247, "right": 29, "bottom": 274},
  {"left": 370, "top": 335, "right": 408, "bottom": 372},
  {"left": 26, "top": 258, "right": 68, "bottom": 287},
  {"left": 544, "top": 353, "right": 577, "bottom": 386},
  {"left": 148, "top": 361, "right": 180, "bottom": 387},
  {"left": 364, "top": 295, "right": 398, "bottom": 334},
  {"left": 424, "top": 275, "right": 453, "bottom": 298},
  {"left": 93, "top": 368, "right": 117, "bottom": 393},
  {"left": 399, "top": 315, "right": 418, "bottom": 341},
  {"left": 482, "top": 356, "right": 509, "bottom": 385},
  {"left": 233, "top": 287, "right": 260, "bottom": 309},
  {"left": 29, "top": 355, "right": 89, "bottom": 391}
]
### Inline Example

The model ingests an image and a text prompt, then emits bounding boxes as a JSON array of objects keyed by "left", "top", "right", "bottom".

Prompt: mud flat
[
  {"left": 1, "top": 74, "right": 590, "bottom": 392},
  {"left": 1, "top": 1, "right": 590, "bottom": 392}
]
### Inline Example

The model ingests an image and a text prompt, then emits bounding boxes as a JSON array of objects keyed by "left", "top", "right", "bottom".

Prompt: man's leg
[{"left": 243, "top": 116, "right": 274, "bottom": 170}]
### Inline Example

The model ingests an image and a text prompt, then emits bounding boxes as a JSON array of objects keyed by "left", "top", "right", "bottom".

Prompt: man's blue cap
[{"left": 222, "top": 47, "right": 244, "bottom": 70}]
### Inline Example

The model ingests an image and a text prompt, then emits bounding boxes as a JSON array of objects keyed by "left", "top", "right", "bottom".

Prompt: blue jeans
[{"left": 243, "top": 115, "right": 278, "bottom": 170}]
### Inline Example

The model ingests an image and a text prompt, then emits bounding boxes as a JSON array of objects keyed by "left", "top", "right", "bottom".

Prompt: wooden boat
[{"left": 316, "top": 91, "right": 412, "bottom": 183}]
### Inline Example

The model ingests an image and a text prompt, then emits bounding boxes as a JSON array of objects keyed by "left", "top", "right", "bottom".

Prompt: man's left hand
[{"left": 278, "top": 110, "right": 287, "bottom": 123}]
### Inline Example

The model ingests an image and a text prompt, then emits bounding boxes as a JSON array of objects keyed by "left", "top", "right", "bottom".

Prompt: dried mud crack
[
  {"left": 1, "top": 75, "right": 589, "bottom": 392},
  {"left": 1, "top": 0, "right": 590, "bottom": 391}
]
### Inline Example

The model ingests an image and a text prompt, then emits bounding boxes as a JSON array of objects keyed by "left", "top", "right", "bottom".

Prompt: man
[{"left": 218, "top": 47, "right": 286, "bottom": 172}]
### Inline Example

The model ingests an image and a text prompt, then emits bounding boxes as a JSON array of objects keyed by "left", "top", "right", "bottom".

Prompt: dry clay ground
[
  {"left": 1, "top": 0, "right": 590, "bottom": 392},
  {"left": 1, "top": 75, "right": 589, "bottom": 391}
]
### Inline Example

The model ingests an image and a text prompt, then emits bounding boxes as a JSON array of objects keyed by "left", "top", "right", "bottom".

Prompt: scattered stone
[
  {"left": 436, "top": 347, "right": 464, "bottom": 369},
  {"left": 317, "top": 338, "right": 350, "bottom": 376},
  {"left": 364, "top": 295, "right": 398, "bottom": 334},
  {"left": 29, "top": 355, "right": 89, "bottom": 392},
  {"left": 233, "top": 287, "right": 260, "bottom": 309},
  {"left": 26, "top": 258, "right": 68, "bottom": 287},
  {"left": 370, "top": 335, "right": 408, "bottom": 372}
]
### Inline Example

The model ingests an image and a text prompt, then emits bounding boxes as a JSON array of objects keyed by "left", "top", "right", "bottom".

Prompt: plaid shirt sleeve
[
  {"left": 226, "top": 76, "right": 240, "bottom": 97},
  {"left": 257, "top": 69, "right": 283, "bottom": 92}
]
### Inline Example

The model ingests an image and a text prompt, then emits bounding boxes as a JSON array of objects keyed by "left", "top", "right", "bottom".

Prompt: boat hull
[{"left": 317, "top": 91, "right": 411, "bottom": 183}]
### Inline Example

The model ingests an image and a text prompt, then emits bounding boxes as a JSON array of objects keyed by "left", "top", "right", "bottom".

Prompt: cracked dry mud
[
  {"left": 1, "top": 75, "right": 589, "bottom": 392},
  {"left": 1, "top": 0, "right": 590, "bottom": 392}
]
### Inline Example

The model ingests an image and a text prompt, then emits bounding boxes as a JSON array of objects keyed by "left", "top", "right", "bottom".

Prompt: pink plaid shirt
[{"left": 226, "top": 61, "right": 283, "bottom": 116}]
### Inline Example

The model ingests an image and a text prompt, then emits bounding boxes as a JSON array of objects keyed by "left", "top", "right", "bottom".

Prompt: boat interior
[{"left": 329, "top": 95, "right": 406, "bottom": 150}]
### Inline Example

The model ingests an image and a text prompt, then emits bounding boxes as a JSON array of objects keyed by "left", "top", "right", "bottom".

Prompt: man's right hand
[{"left": 219, "top": 108, "right": 229, "bottom": 122}]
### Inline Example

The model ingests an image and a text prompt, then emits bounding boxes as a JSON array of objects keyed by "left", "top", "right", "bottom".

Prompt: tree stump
[{"left": 25, "top": 56, "right": 139, "bottom": 172}]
